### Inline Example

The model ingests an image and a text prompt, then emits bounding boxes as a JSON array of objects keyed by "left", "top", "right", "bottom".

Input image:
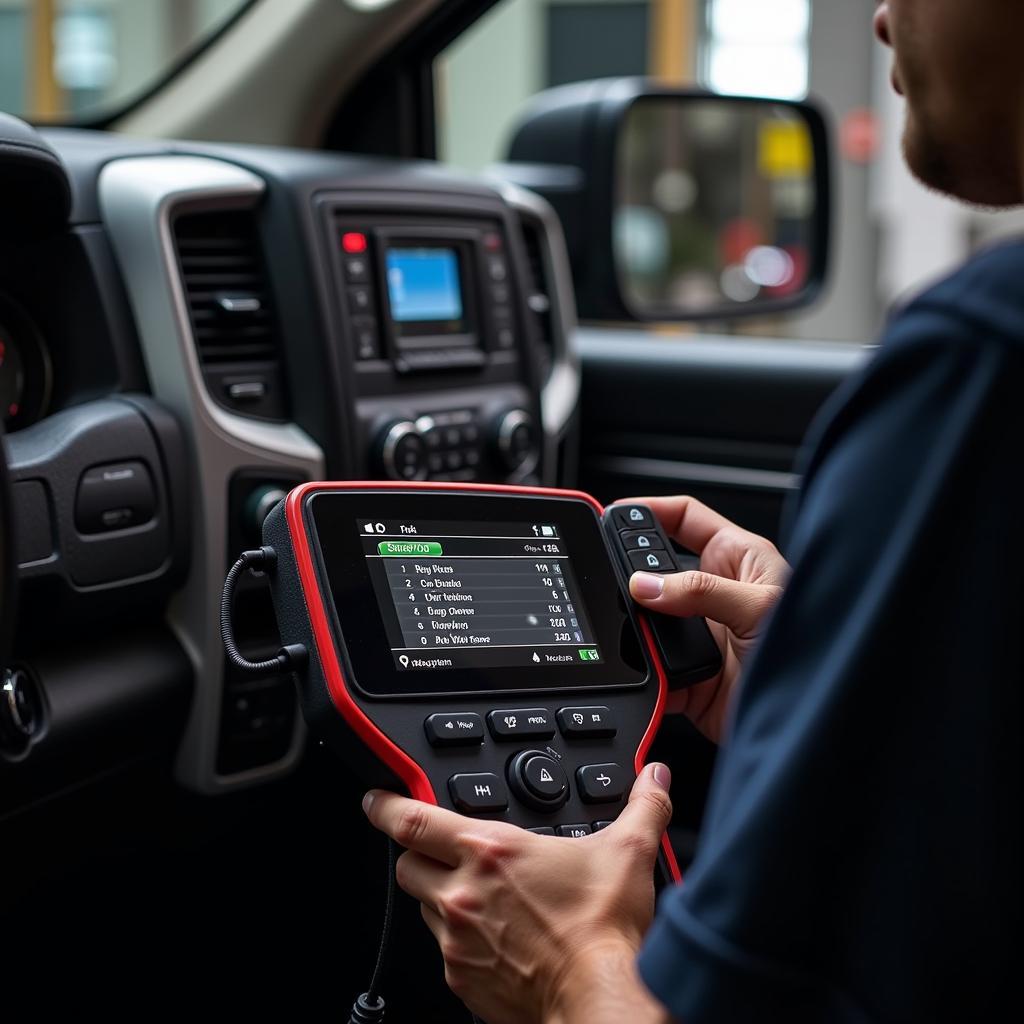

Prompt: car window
[
  {"left": 0, "top": 0, "right": 253, "bottom": 123},
  {"left": 435, "top": 0, "right": 827, "bottom": 339},
  {"left": 436, "top": 0, "right": 811, "bottom": 173},
  {"left": 435, "top": 0, "right": 1024, "bottom": 345}
]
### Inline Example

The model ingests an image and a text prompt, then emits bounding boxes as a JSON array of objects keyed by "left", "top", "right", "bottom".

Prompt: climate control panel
[{"left": 373, "top": 406, "right": 538, "bottom": 482}]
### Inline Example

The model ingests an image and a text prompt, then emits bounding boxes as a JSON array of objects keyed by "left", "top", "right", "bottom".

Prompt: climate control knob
[
  {"left": 493, "top": 409, "right": 538, "bottom": 475},
  {"left": 377, "top": 420, "right": 429, "bottom": 481}
]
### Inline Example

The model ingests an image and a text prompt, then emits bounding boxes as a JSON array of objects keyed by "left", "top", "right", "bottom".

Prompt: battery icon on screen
[
  {"left": 541, "top": 525, "right": 555, "bottom": 537},
  {"left": 578, "top": 648, "right": 600, "bottom": 661}
]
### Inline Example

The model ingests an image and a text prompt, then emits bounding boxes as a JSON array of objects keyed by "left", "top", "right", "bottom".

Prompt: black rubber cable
[
  {"left": 367, "top": 838, "right": 399, "bottom": 1004},
  {"left": 348, "top": 838, "right": 401, "bottom": 1023},
  {"left": 220, "top": 547, "right": 306, "bottom": 677}
]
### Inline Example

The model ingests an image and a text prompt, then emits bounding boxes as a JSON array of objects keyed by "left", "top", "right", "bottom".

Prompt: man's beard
[{"left": 902, "top": 110, "right": 1023, "bottom": 208}]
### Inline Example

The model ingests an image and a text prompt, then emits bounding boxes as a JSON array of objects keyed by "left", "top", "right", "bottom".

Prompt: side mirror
[{"left": 503, "top": 79, "right": 830, "bottom": 322}]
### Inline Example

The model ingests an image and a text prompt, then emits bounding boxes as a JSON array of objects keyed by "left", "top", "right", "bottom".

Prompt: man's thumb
[
  {"left": 630, "top": 569, "right": 780, "bottom": 639},
  {"left": 609, "top": 763, "right": 673, "bottom": 856}
]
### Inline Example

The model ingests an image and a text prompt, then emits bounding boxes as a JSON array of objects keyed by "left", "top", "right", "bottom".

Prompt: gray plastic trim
[
  {"left": 98, "top": 155, "right": 324, "bottom": 794},
  {"left": 588, "top": 455, "right": 801, "bottom": 493},
  {"left": 494, "top": 181, "right": 581, "bottom": 486}
]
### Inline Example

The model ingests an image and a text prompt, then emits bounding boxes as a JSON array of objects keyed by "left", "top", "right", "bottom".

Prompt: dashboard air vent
[
  {"left": 518, "top": 215, "right": 555, "bottom": 380},
  {"left": 173, "top": 208, "right": 288, "bottom": 421}
]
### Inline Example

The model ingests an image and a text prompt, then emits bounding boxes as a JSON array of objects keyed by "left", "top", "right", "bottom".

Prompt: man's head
[{"left": 874, "top": 0, "right": 1024, "bottom": 206}]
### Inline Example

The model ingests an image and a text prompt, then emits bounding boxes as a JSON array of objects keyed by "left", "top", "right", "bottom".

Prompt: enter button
[{"left": 576, "top": 763, "right": 627, "bottom": 803}]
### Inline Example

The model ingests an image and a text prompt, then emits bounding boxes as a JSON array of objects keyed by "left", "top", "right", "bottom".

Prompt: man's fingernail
[
  {"left": 362, "top": 791, "right": 375, "bottom": 815},
  {"left": 631, "top": 572, "right": 665, "bottom": 599},
  {"left": 652, "top": 763, "right": 671, "bottom": 791}
]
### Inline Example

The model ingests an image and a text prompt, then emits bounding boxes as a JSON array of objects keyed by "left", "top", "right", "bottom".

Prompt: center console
[{"left": 322, "top": 197, "right": 544, "bottom": 486}]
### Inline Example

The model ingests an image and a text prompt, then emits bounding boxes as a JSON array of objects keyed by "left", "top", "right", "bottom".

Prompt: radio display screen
[
  {"left": 386, "top": 247, "right": 463, "bottom": 323},
  {"left": 307, "top": 491, "right": 649, "bottom": 697}
]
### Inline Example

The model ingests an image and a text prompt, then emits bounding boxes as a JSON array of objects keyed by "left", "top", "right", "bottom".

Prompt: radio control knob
[
  {"left": 493, "top": 409, "right": 539, "bottom": 475},
  {"left": 377, "top": 420, "right": 429, "bottom": 481}
]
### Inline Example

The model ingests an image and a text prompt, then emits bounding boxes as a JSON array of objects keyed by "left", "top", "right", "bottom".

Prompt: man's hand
[
  {"left": 363, "top": 763, "right": 675, "bottom": 1024},
  {"left": 625, "top": 495, "right": 789, "bottom": 744}
]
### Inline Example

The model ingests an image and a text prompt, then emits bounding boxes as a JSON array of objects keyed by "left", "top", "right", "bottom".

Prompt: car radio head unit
[
  {"left": 336, "top": 218, "right": 516, "bottom": 373},
  {"left": 261, "top": 482, "right": 720, "bottom": 881}
]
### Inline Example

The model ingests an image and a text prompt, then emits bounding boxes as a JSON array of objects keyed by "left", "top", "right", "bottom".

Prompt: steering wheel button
[
  {"left": 449, "top": 773, "right": 507, "bottom": 813},
  {"left": 424, "top": 713, "right": 484, "bottom": 746},
  {"left": 576, "top": 763, "right": 626, "bottom": 803}
]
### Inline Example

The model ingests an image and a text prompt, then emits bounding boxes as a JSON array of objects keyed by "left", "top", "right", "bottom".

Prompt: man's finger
[
  {"left": 630, "top": 569, "right": 781, "bottom": 639},
  {"left": 363, "top": 791, "right": 465, "bottom": 866},
  {"left": 395, "top": 849, "right": 451, "bottom": 911},
  {"left": 607, "top": 762, "right": 673, "bottom": 859},
  {"left": 421, "top": 902, "right": 447, "bottom": 943},
  {"left": 618, "top": 495, "right": 735, "bottom": 555}
]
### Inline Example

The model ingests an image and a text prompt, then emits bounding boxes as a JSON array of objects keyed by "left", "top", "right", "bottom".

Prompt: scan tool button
[
  {"left": 522, "top": 755, "right": 567, "bottom": 801},
  {"left": 627, "top": 548, "right": 675, "bottom": 573},
  {"left": 612, "top": 505, "right": 655, "bottom": 530},
  {"left": 576, "top": 763, "right": 627, "bottom": 803},
  {"left": 449, "top": 774, "right": 508, "bottom": 813},
  {"left": 508, "top": 750, "right": 569, "bottom": 811},
  {"left": 487, "top": 708, "right": 555, "bottom": 741},
  {"left": 557, "top": 824, "right": 593, "bottom": 838},
  {"left": 557, "top": 706, "right": 616, "bottom": 738},
  {"left": 425, "top": 713, "right": 484, "bottom": 747}
]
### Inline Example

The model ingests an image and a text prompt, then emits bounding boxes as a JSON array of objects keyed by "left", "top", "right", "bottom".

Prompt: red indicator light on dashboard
[{"left": 342, "top": 231, "right": 368, "bottom": 254}]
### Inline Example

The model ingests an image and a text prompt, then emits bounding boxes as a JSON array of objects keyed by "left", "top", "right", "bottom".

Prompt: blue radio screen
[{"left": 386, "top": 248, "right": 463, "bottom": 323}]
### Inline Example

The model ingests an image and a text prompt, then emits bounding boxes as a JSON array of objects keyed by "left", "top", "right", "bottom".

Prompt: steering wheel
[
  {"left": 0, "top": 423, "right": 12, "bottom": 664},
  {"left": 0, "top": 113, "right": 71, "bottom": 666}
]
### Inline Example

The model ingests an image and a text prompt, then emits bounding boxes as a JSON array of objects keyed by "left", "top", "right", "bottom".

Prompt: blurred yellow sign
[{"left": 759, "top": 120, "right": 812, "bottom": 178}]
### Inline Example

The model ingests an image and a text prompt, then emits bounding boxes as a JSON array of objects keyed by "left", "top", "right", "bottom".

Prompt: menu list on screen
[{"left": 358, "top": 519, "right": 603, "bottom": 671}]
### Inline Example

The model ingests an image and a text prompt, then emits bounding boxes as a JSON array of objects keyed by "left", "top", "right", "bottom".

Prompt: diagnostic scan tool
[{"left": 254, "top": 483, "right": 722, "bottom": 883}]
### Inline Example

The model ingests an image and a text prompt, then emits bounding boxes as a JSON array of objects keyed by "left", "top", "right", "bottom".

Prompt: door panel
[
  {"left": 578, "top": 328, "right": 869, "bottom": 863},
  {"left": 578, "top": 330, "right": 869, "bottom": 542}
]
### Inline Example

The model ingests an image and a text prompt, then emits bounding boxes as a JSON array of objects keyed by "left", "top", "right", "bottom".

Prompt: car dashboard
[{"left": 1, "top": 129, "right": 580, "bottom": 806}]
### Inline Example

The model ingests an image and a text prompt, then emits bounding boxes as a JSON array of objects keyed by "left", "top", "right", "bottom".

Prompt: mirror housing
[{"left": 502, "top": 78, "right": 831, "bottom": 322}]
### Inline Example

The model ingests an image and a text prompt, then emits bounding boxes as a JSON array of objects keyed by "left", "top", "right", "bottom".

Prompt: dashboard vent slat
[
  {"left": 519, "top": 216, "right": 555, "bottom": 379},
  {"left": 172, "top": 208, "right": 288, "bottom": 421}
]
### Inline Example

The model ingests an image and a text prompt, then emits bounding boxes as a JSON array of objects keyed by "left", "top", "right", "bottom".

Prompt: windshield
[{"left": 0, "top": 0, "right": 254, "bottom": 124}]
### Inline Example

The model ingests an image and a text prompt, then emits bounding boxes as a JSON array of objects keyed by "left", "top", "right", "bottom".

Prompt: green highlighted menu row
[{"left": 377, "top": 540, "right": 444, "bottom": 556}]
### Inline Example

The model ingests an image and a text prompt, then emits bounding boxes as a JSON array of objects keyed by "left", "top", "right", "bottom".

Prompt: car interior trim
[
  {"left": 495, "top": 181, "right": 581, "bottom": 481},
  {"left": 590, "top": 456, "right": 802, "bottom": 494},
  {"left": 98, "top": 155, "right": 325, "bottom": 793}
]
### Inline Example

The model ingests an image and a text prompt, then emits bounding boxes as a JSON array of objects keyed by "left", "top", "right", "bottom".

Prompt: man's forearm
[{"left": 546, "top": 945, "right": 675, "bottom": 1024}]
